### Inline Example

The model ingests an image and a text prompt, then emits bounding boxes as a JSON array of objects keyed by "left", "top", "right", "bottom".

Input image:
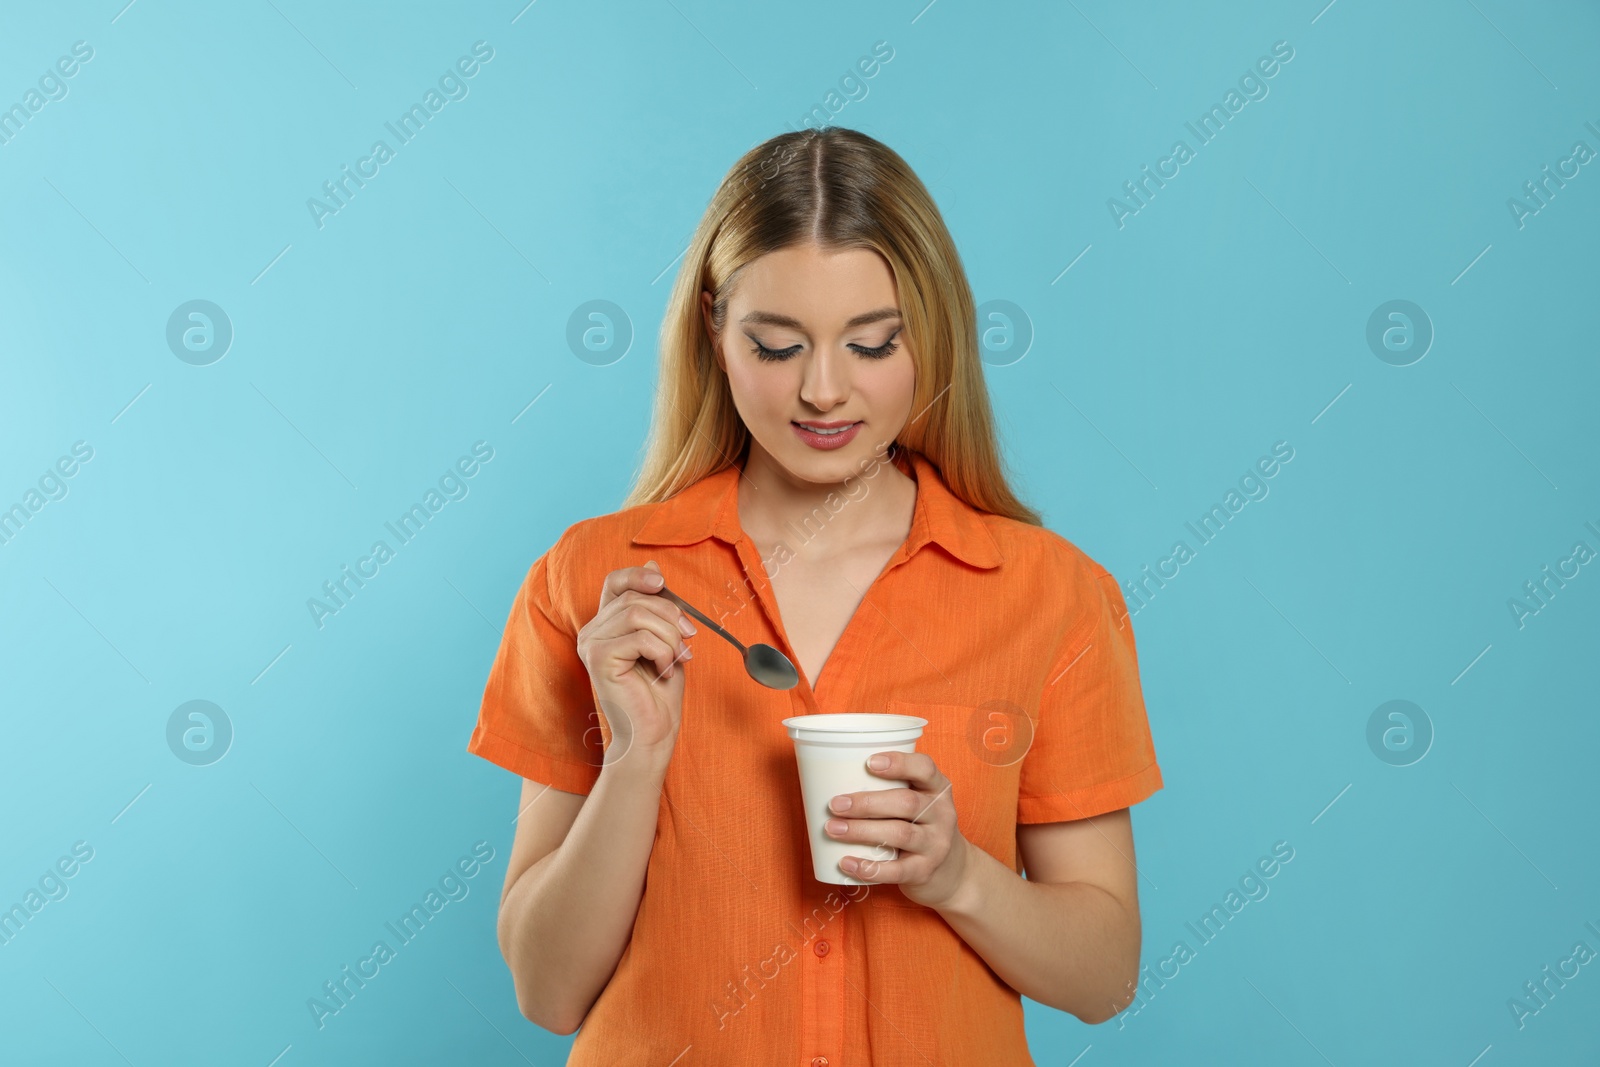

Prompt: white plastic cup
[{"left": 784, "top": 713, "right": 928, "bottom": 885}]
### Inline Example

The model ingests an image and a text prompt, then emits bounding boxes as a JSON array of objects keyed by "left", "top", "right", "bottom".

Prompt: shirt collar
[{"left": 630, "top": 448, "right": 1004, "bottom": 570}]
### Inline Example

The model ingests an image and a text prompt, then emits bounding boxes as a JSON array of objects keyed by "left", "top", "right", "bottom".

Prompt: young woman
[{"left": 468, "top": 126, "right": 1163, "bottom": 1065}]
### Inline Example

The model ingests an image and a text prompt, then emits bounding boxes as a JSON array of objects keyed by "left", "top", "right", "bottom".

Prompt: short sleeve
[
  {"left": 465, "top": 547, "right": 604, "bottom": 795},
  {"left": 1017, "top": 570, "right": 1163, "bottom": 823}
]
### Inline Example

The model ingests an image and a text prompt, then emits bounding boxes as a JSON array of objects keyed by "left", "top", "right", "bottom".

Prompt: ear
[{"left": 701, "top": 290, "right": 726, "bottom": 373}]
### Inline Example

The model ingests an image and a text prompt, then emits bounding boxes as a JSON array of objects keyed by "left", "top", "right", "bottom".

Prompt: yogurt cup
[{"left": 784, "top": 713, "right": 928, "bottom": 886}]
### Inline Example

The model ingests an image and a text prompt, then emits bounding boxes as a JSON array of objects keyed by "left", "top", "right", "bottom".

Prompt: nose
[{"left": 799, "top": 346, "right": 849, "bottom": 412}]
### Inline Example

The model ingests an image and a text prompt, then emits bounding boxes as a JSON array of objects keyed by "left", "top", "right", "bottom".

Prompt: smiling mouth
[{"left": 792, "top": 421, "right": 859, "bottom": 435}]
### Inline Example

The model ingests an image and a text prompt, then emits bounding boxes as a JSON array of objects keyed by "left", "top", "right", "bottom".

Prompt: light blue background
[{"left": 2, "top": 1, "right": 1596, "bottom": 1063}]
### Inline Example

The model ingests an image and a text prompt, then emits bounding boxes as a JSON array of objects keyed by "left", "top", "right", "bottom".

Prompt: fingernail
[
  {"left": 682, "top": 646, "right": 693, "bottom": 660},
  {"left": 868, "top": 755, "right": 889, "bottom": 770},
  {"left": 826, "top": 819, "right": 848, "bottom": 834},
  {"left": 646, "top": 572, "right": 664, "bottom": 588},
  {"left": 677, "top": 616, "right": 696, "bottom": 636},
  {"left": 831, "top": 796, "right": 852, "bottom": 812}
]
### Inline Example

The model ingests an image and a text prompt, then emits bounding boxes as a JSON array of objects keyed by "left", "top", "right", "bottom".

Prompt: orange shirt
[{"left": 467, "top": 447, "right": 1163, "bottom": 1066}]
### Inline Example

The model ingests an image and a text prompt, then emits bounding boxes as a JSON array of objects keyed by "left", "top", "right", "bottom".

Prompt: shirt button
[
  {"left": 813, "top": 939, "right": 830, "bottom": 958},
  {"left": 811, "top": 1059, "right": 829, "bottom": 1067}
]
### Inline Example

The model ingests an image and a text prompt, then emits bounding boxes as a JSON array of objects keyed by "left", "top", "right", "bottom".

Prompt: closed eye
[{"left": 749, "top": 330, "right": 902, "bottom": 363}]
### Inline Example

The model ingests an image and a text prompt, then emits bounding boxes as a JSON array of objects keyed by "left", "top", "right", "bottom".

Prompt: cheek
[
  {"left": 866, "top": 354, "right": 917, "bottom": 415},
  {"left": 726, "top": 361, "right": 792, "bottom": 419}
]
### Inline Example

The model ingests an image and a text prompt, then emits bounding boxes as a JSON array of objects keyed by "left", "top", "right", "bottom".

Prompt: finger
[
  {"left": 830, "top": 786, "right": 928, "bottom": 822},
  {"left": 864, "top": 750, "right": 940, "bottom": 790},
  {"left": 601, "top": 630, "right": 673, "bottom": 681},
  {"left": 599, "top": 584, "right": 697, "bottom": 642},
  {"left": 600, "top": 630, "right": 682, "bottom": 683},
  {"left": 599, "top": 589, "right": 690, "bottom": 633},
  {"left": 598, "top": 561, "right": 668, "bottom": 611},
  {"left": 652, "top": 633, "right": 697, "bottom": 684},
  {"left": 906, "top": 780, "right": 953, "bottom": 826},
  {"left": 843, "top": 852, "right": 908, "bottom": 885},
  {"left": 824, "top": 816, "right": 918, "bottom": 854},
  {"left": 594, "top": 596, "right": 693, "bottom": 661}
]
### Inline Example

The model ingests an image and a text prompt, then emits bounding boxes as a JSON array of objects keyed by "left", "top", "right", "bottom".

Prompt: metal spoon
[{"left": 656, "top": 583, "right": 800, "bottom": 690}]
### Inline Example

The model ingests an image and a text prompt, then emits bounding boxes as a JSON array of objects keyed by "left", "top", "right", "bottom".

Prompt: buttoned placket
[
  {"left": 723, "top": 534, "right": 844, "bottom": 1066},
  {"left": 798, "top": 907, "right": 842, "bottom": 1067},
  {"left": 726, "top": 524, "right": 932, "bottom": 1067}
]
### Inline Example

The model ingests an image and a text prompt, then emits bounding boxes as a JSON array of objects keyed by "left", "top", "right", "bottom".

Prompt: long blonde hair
[{"left": 622, "top": 126, "right": 1041, "bottom": 527}]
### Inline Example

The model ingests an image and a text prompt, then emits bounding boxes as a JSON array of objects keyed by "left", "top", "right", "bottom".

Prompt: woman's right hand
[{"left": 576, "top": 560, "right": 695, "bottom": 766}]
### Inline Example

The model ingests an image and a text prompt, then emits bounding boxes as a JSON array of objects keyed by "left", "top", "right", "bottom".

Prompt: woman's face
[{"left": 703, "top": 241, "right": 917, "bottom": 485}]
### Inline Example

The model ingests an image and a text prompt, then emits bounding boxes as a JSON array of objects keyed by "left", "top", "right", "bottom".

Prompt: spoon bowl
[
  {"left": 656, "top": 583, "right": 800, "bottom": 690},
  {"left": 743, "top": 642, "right": 802, "bottom": 691}
]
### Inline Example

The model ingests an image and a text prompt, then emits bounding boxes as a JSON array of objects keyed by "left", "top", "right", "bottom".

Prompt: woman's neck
[{"left": 736, "top": 442, "right": 917, "bottom": 562}]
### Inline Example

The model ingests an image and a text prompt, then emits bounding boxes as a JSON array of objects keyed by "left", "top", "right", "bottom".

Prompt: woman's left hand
[{"left": 825, "top": 750, "right": 972, "bottom": 909}]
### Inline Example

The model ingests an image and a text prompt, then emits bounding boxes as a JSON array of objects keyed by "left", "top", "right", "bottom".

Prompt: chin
[
  {"left": 785, "top": 451, "right": 858, "bottom": 480},
  {"left": 793, "top": 438, "right": 893, "bottom": 479}
]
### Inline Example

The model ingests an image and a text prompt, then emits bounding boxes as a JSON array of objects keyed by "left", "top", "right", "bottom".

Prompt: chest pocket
[{"left": 865, "top": 701, "right": 1025, "bottom": 909}]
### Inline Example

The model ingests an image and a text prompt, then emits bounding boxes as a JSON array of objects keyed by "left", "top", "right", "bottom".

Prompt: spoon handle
[{"left": 656, "top": 585, "right": 747, "bottom": 653}]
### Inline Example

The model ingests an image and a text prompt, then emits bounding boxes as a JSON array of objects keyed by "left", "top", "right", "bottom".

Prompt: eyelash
[{"left": 749, "top": 332, "right": 902, "bottom": 363}]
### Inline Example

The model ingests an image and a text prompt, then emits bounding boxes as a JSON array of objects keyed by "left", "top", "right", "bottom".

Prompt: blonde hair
[{"left": 622, "top": 126, "right": 1041, "bottom": 527}]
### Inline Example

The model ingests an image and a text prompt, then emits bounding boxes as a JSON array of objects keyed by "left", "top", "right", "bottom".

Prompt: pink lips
[{"left": 791, "top": 421, "right": 862, "bottom": 450}]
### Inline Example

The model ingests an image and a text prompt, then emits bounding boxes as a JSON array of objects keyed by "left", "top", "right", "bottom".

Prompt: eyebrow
[{"left": 739, "top": 307, "right": 902, "bottom": 330}]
